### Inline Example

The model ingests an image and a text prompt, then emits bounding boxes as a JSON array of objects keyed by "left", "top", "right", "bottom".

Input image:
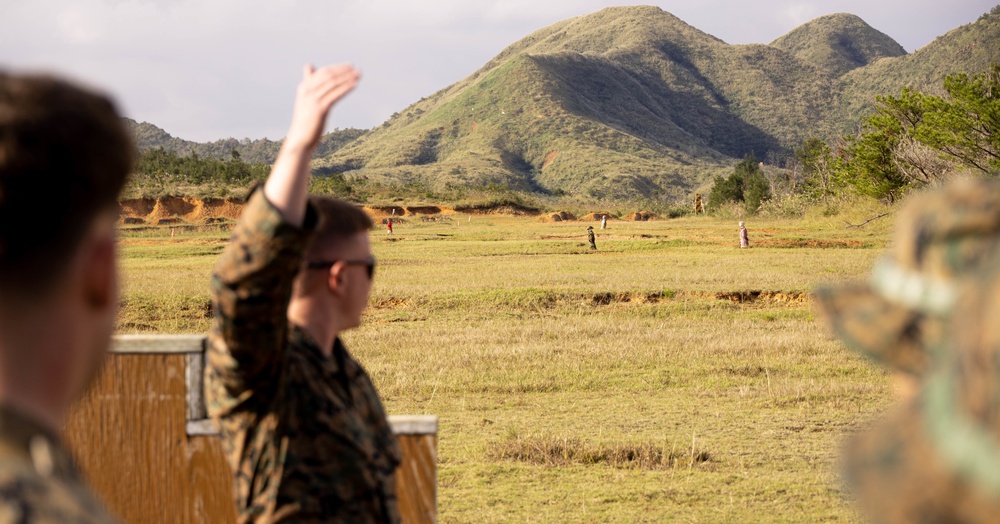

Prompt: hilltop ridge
[
  {"left": 131, "top": 6, "right": 1000, "bottom": 202},
  {"left": 126, "top": 118, "right": 366, "bottom": 164},
  {"left": 770, "top": 13, "right": 907, "bottom": 76}
]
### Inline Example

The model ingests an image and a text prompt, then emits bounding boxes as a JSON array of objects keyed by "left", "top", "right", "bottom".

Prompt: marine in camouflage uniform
[
  {"left": 816, "top": 178, "right": 1000, "bottom": 394},
  {"left": 206, "top": 190, "right": 401, "bottom": 523},
  {"left": 816, "top": 178, "right": 1000, "bottom": 522},
  {"left": 0, "top": 73, "right": 132, "bottom": 523},
  {"left": 0, "top": 408, "right": 119, "bottom": 523},
  {"left": 587, "top": 226, "right": 597, "bottom": 250}
]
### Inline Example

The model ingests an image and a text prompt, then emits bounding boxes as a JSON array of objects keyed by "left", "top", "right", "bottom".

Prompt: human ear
[{"left": 326, "top": 261, "right": 347, "bottom": 297}]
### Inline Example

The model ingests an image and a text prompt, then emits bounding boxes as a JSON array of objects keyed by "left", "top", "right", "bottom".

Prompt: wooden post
[
  {"left": 390, "top": 415, "right": 438, "bottom": 523},
  {"left": 66, "top": 335, "right": 438, "bottom": 523}
]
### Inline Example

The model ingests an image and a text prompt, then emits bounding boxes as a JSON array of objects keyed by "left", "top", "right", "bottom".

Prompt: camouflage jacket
[
  {"left": 0, "top": 406, "right": 118, "bottom": 523},
  {"left": 206, "top": 191, "right": 401, "bottom": 523}
]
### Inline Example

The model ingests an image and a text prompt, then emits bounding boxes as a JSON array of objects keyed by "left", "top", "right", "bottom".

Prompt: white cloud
[{"left": 782, "top": 2, "right": 820, "bottom": 27}]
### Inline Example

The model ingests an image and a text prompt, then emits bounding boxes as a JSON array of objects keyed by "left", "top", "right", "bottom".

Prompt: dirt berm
[
  {"left": 119, "top": 196, "right": 244, "bottom": 224},
  {"left": 119, "top": 197, "right": 536, "bottom": 224}
]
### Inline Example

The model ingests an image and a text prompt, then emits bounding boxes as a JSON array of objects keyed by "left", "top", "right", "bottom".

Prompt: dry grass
[
  {"left": 487, "top": 434, "right": 711, "bottom": 470},
  {"left": 117, "top": 211, "right": 892, "bottom": 522}
]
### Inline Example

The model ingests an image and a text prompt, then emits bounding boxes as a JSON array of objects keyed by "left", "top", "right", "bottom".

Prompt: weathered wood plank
[
  {"left": 67, "top": 352, "right": 438, "bottom": 523},
  {"left": 396, "top": 434, "right": 438, "bottom": 524},
  {"left": 111, "top": 334, "right": 205, "bottom": 354},
  {"left": 65, "top": 354, "right": 238, "bottom": 523},
  {"left": 389, "top": 415, "right": 439, "bottom": 435}
]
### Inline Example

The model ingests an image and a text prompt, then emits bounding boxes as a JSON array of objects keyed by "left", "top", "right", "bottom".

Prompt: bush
[{"left": 708, "top": 153, "right": 772, "bottom": 214}]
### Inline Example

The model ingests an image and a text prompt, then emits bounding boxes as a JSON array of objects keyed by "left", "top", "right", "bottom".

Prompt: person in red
[{"left": 387, "top": 217, "right": 393, "bottom": 235}]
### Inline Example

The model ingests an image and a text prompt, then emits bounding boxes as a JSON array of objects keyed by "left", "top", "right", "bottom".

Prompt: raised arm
[
  {"left": 264, "top": 63, "right": 361, "bottom": 226},
  {"left": 206, "top": 64, "right": 360, "bottom": 412}
]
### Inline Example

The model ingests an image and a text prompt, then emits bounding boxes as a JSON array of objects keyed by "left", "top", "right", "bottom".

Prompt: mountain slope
[
  {"left": 125, "top": 119, "right": 367, "bottom": 164},
  {"left": 320, "top": 6, "right": 840, "bottom": 199},
  {"left": 314, "top": 7, "right": 1000, "bottom": 200},
  {"left": 836, "top": 7, "right": 1000, "bottom": 129},
  {"left": 770, "top": 13, "right": 906, "bottom": 76}
]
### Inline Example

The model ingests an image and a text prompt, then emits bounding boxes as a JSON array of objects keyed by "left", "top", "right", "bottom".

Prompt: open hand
[{"left": 285, "top": 63, "right": 360, "bottom": 150}]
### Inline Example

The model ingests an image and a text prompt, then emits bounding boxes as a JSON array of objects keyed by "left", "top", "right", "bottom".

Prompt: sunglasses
[{"left": 306, "top": 256, "right": 377, "bottom": 280}]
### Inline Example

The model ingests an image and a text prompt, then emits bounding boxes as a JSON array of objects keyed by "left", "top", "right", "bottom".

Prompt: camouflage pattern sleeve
[
  {"left": 0, "top": 465, "right": 121, "bottom": 524},
  {"left": 207, "top": 190, "right": 317, "bottom": 412},
  {"left": 0, "top": 407, "right": 120, "bottom": 523}
]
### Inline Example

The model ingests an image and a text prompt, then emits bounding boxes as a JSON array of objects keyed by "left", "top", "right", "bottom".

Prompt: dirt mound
[
  {"left": 581, "top": 212, "right": 614, "bottom": 221},
  {"left": 147, "top": 197, "right": 195, "bottom": 221},
  {"left": 405, "top": 206, "right": 441, "bottom": 215},
  {"left": 625, "top": 211, "right": 657, "bottom": 221},
  {"left": 540, "top": 211, "right": 577, "bottom": 223},
  {"left": 365, "top": 206, "right": 406, "bottom": 218},
  {"left": 193, "top": 198, "right": 244, "bottom": 221},
  {"left": 118, "top": 196, "right": 245, "bottom": 224},
  {"left": 120, "top": 198, "right": 156, "bottom": 218}
]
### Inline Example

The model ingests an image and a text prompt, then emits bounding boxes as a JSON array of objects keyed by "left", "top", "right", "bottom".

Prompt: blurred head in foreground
[
  {"left": 817, "top": 178, "right": 1000, "bottom": 521},
  {"left": 844, "top": 253, "right": 1000, "bottom": 522},
  {"left": 815, "top": 178, "right": 1000, "bottom": 398},
  {"left": 0, "top": 72, "right": 132, "bottom": 429}
]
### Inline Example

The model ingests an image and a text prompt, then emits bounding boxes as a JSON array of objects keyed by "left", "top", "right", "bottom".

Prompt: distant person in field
[
  {"left": 587, "top": 225, "right": 597, "bottom": 250},
  {"left": 739, "top": 221, "right": 749, "bottom": 248},
  {"left": 387, "top": 216, "right": 393, "bottom": 235},
  {"left": 205, "top": 64, "right": 403, "bottom": 523},
  {"left": 601, "top": 215, "right": 607, "bottom": 230},
  {"left": 816, "top": 179, "right": 1000, "bottom": 522},
  {"left": 0, "top": 72, "right": 132, "bottom": 522},
  {"left": 695, "top": 193, "right": 703, "bottom": 214}
]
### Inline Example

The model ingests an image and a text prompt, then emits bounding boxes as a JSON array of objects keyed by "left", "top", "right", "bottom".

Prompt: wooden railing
[{"left": 65, "top": 335, "right": 437, "bottom": 523}]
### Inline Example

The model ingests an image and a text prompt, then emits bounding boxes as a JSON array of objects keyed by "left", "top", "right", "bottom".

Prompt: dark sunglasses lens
[{"left": 366, "top": 262, "right": 376, "bottom": 280}]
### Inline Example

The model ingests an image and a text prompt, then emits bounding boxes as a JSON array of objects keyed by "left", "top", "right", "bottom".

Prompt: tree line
[
  {"left": 131, "top": 147, "right": 270, "bottom": 192},
  {"left": 710, "top": 63, "right": 1000, "bottom": 213}
]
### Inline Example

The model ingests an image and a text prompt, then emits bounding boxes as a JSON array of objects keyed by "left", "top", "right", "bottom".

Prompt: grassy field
[{"left": 118, "top": 210, "right": 895, "bottom": 522}]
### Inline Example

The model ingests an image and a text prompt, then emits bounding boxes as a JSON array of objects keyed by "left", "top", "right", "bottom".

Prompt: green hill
[
  {"left": 125, "top": 119, "right": 366, "bottom": 165},
  {"left": 770, "top": 13, "right": 906, "bottom": 77},
  {"left": 835, "top": 6, "right": 1000, "bottom": 131},
  {"left": 313, "top": 5, "right": 1000, "bottom": 201}
]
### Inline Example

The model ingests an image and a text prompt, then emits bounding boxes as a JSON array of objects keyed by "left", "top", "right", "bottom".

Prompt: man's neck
[
  {"left": 0, "top": 345, "right": 63, "bottom": 435},
  {"left": 301, "top": 323, "right": 340, "bottom": 358},
  {"left": 0, "top": 305, "right": 74, "bottom": 436},
  {"left": 0, "top": 393, "right": 62, "bottom": 436},
  {"left": 287, "top": 299, "right": 342, "bottom": 357}
]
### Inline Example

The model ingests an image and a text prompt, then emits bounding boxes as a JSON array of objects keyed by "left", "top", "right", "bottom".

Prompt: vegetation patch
[
  {"left": 487, "top": 435, "right": 711, "bottom": 470},
  {"left": 758, "top": 238, "right": 872, "bottom": 249},
  {"left": 454, "top": 201, "right": 542, "bottom": 216}
]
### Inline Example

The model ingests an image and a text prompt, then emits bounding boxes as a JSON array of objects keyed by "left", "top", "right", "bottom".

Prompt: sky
[{"left": 1, "top": 0, "right": 995, "bottom": 142}]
